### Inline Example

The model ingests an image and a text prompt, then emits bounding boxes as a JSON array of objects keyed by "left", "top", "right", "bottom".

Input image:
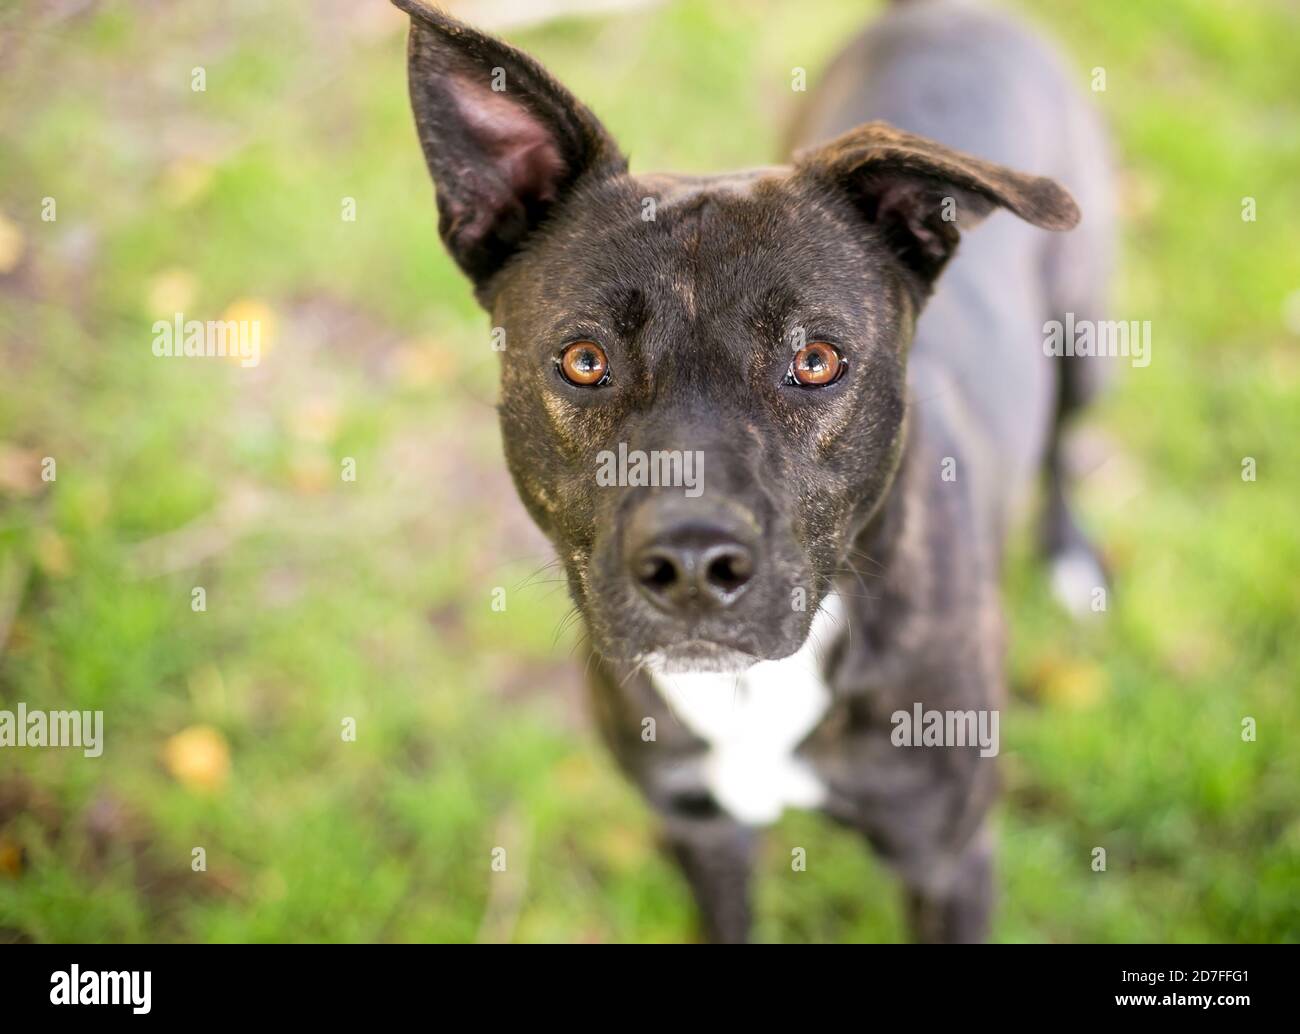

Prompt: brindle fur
[{"left": 393, "top": 0, "right": 1112, "bottom": 943}]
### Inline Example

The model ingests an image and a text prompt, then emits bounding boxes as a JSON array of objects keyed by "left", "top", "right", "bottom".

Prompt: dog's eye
[
  {"left": 557, "top": 341, "right": 610, "bottom": 386},
  {"left": 787, "top": 342, "right": 846, "bottom": 388}
]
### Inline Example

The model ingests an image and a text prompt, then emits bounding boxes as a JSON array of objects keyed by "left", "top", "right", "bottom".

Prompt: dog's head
[{"left": 395, "top": 2, "right": 1078, "bottom": 672}]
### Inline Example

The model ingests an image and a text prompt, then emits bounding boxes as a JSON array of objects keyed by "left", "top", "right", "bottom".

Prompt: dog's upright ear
[
  {"left": 394, "top": 1, "right": 625, "bottom": 298},
  {"left": 795, "top": 121, "right": 1079, "bottom": 295}
]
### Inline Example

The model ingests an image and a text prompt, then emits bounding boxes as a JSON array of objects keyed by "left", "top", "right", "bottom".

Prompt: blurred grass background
[{"left": 0, "top": 0, "right": 1297, "bottom": 943}]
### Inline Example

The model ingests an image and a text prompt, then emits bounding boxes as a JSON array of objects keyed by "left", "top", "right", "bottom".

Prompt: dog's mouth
[
  {"left": 574, "top": 527, "right": 826, "bottom": 673},
  {"left": 641, "top": 639, "right": 760, "bottom": 676}
]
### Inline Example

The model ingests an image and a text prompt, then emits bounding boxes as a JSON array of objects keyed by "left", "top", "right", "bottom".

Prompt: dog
[{"left": 392, "top": 0, "right": 1113, "bottom": 943}]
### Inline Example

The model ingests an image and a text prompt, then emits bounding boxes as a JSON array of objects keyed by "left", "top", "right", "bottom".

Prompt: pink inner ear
[{"left": 449, "top": 73, "right": 567, "bottom": 205}]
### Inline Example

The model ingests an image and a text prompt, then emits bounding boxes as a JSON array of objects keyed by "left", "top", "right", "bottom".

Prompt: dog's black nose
[{"left": 628, "top": 517, "right": 757, "bottom": 613}]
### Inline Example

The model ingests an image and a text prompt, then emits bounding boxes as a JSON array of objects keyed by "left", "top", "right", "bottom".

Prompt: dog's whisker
[
  {"left": 843, "top": 548, "right": 887, "bottom": 575},
  {"left": 618, "top": 656, "right": 650, "bottom": 690},
  {"left": 836, "top": 557, "right": 879, "bottom": 605},
  {"left": 551, "top": 606, "right": 583, "bottom": 648},
  {"left": 510, "top": 558, "right": 565, "bottom": 593}
]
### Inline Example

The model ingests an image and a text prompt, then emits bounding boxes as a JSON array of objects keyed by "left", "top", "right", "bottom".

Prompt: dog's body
[{"left": 394, "top": 0, "right": 1113, "bottom": 943}]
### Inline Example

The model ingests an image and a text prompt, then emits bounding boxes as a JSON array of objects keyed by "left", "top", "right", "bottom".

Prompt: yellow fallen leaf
[
  {"left": 33, "top": 527, "right": 71, "bottom": 577},
  {"left": 1034, "top": 656, "right": 1108, "bottom": 710},
  {"left": 596, "top": 825, "right": 650, "bottom": 871},
  {"left": 5, "top": 617, "right": 33, "bottom": 654},
  {"left": 146, "top": 268, "right": 197, "bottom": 315},
  {"left": 163, "top": 724, "right": 231, "bottom": 792},
  {"left": 159, "top": 157, "right": 214, "bottom": 207},
  {"left": 552, "top": 752, "right": 599, "bottom": 795},
  {"left": 0, "top": 211, "right": 25, "bottom": 274},
  {"left": 221, "top": 298, "right": 275, "bottom": 364},
  {"left": 287, "top": 447, "right": 331, "bottom": 494},
  {"left": 0, "top": 836, "right": 24, "bottom": 878}
]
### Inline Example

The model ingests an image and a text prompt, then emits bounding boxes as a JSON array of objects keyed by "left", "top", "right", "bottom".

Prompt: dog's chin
[{"left": 642, "top": 640, "right": 759, "bottom": 676}]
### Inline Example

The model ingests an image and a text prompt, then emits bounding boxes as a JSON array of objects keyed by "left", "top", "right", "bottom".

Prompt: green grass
[{"left": 1, "top": 0, "right": 1298, "bottom": 942}]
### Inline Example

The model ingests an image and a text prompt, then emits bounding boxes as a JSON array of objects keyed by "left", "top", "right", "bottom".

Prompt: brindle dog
[{"left": 392, "top": 0, "right": 1112, "bottom": 943}]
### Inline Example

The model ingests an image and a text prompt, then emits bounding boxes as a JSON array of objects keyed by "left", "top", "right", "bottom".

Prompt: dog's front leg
[
  {"left": 818, "top": 737, "right": 998, "bottom": 944},
  {"left": 901, "top": 822, "right": 994, "bottom": 944},
  {"left": 813, "top": 664, "right": 1002, "bottom": 943},
  {"left": 662, "top": 816, "right": 757, "bottom": 944}
]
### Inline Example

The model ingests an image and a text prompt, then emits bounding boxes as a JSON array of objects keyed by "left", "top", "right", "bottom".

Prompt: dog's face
[
  {"left": 491, "top": 168, "right": 914, "bottom": 669},
  {"left": 396, "top": 1, "right": 1077, "bottom": 671}
]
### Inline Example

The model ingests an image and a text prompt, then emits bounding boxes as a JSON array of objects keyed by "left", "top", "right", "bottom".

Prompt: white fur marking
[
  {"left": 1050, "top": 547, "right": 1105, "bottom": 619},
  {"left": 648, "top": 592, "right": 846, "bottom": 826}
]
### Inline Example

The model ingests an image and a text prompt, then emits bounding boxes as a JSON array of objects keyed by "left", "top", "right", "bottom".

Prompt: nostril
[
  {"left": 636, "top": 551, "right": 680, "bottom": 591},
  {"left": 705, "top": 547, "right": 753, "bottom": 594}
]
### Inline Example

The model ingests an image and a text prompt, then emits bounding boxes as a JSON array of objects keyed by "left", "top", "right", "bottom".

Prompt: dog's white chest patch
[{"left": 648, "top": 593, "right": 845, "bottom": 826}]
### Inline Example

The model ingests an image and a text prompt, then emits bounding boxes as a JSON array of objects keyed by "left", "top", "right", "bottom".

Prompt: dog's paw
[{"left": 1049, "top": 546, "right": 1108, "bottom": 619}]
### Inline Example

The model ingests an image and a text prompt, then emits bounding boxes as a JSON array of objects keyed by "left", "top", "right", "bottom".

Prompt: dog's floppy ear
[
  {"left": 795, "top": 121, "right": 1079, "bottom": 293},
  {"left": 394, "top": 1, "right": 626, "bottom": 296}
]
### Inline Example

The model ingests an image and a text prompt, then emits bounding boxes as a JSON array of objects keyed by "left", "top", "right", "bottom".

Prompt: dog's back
[{"left": 793, "top": 0, "right": 1114, "bottom": 558}]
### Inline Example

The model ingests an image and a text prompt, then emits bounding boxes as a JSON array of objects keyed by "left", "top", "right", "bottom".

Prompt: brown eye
[
  {"left": 558, "top": 341, "right": 610, "bottom": 386},
  {"left": 788, "top": 341, "right": 845, "bottom": 387}
]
